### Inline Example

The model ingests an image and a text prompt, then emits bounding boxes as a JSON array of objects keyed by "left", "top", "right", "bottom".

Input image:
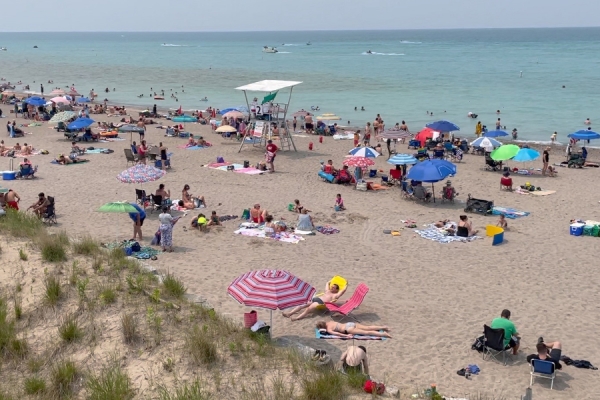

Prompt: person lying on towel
[
  {"left": 56, "top": 154, "right": 89, "bottom": 165},
  {"left": 283, "top": 280, "right": 346, "bottom": 321},
  {"left": 316, "top": 321, "right": 392, "bottom": 339}
]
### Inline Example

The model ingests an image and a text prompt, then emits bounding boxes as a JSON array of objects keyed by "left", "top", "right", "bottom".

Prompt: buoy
[
  {"left": 319, "top": 136, "right": 323, "bottom": 143},
  {"left": 309, "top": 142, "right": 313, "bottom": 150}
]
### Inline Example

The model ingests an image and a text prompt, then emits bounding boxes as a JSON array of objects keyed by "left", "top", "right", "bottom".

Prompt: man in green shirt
[{"left": 491, "top": 309, "right": 520, "bottom": 355}]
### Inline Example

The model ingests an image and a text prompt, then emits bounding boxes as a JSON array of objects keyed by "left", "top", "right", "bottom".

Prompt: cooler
[
  {"left": 2, "top": 171, "right": 16, "bottom": 181},
  {"left": 570, "top": 223, "right": 584, "bottom": 236}
]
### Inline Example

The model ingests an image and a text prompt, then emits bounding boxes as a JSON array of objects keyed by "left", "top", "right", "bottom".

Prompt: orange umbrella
[{"left": 415, "top": 127, "right": 438, "bottom": 146}]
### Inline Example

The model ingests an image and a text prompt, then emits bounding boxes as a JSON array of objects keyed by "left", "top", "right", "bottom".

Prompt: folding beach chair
[
  {"left": 315, "top": 276, "right": 348, "bottom": 312},
  {"left": 42, "top": 196, "right": 57, "bottom": 225},
  {"left": 135, "top": 189, "right": 149, "bottom": 208},
  {"left": 530, "top": 359, "right": 556, "bottom": 390},
  {"left": 124, "top": 148, "right": 138, "bottom": 166},
  {"left": 482, "top": 325, "right": 511, "bottom": 366},
  {"left": 150, "top": 195, "right": 163, "bottom": 214},
  {"left": 325, "top": 283, "right": 369, "bottom": 322},
  {"left": 400, "top": 180, "right": 414, "bottom": 200}
]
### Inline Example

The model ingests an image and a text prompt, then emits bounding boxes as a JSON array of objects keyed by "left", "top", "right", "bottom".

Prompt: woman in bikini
[
  {"left": 181, "top": 184, "right": 195, "bottom": 209},
  {"left": 316, "top": 320, "right": 392, "bottom": 339},
  {"left": 283, "top": 281, "right": 345, "bottom": 321}
]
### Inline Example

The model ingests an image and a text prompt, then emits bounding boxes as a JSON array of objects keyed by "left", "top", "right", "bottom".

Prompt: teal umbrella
[
  {"left": 98, "top": 202, "right": 138, "bottom": 213},
  {"left": 490, "top": 144, "right": 519, "bottom": 161},
  {"left": 172, "top": 115, "right": 197, "bottom": 123}
]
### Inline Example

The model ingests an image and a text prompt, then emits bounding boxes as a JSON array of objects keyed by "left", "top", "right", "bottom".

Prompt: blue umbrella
[
  {"left": 24, "top": 96, "right": 46, "bottom": 106},
  {"left": 76, "top": 97, "right": 91, "bottom": 103},
  {"left": 567, "top": 130, "right": 600, "bottom": 140},
  {"left": 348, "top": 147, "right": 380, "bottom": 158},
  {"left": 219, "top": 106, "right": 248, "bottom": 114},
  {"left": 172, "top": 115, "right": 197, "bottom": 123},
  {"left": 470, "top": 137, "right": 502, "bottom": 148},
  {"left": 426, "top": 120, "right": 460, "bottom": 132},
  {"left": 406, "top": 159, "right": 457, "bottom": 202},
  {"left": 484, "top": 129, "right": 509, "bottom": 138},
  {"left": 387, "top": 154, "right": 417, "bottom": 165},
  {"left": 67, "top": 117, "right": 95, "bottom": 130},
  {"left": 512, "top": 148, "right": 540, "bottom": 162}
]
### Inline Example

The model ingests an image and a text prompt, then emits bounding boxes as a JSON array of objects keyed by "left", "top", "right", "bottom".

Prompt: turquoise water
[{"left": 1, "top": 28, "right": 599, "bottom": 143}]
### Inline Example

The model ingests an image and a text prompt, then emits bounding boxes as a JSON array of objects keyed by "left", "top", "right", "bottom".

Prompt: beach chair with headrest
[
  {"left": 530, "top": 359, "right": 556, "bottom": 390},
  {"left": 325, "top": 283, "right": 369, "bottom": 322},
  {"left": 124, "top": 148, "right": 138, "bottom": 166},
  {"left": 482, "top": 325, "right": 511, "bottom": 366},
  {"left": 42, "top": 196, "right": 57, "bottom": 225},
  {"left": 19, "top": 164, "right": 36, "bottom": 179},
  {"left": 315, "top": 276, "right": 348, "bottom": 311},
  {"left": 400, "top": 180, "right": 414, "bottom": 200},
  {"left": 388, "top": 169, "right": 402, "bottom": 185}
]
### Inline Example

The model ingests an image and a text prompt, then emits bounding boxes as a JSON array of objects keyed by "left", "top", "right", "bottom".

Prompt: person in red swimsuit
[
  {"left": 5, "top": 189, "right": 20, "bottom": 210},
  {"left": 265, "top": 140, "right": 278, "bottom": 173},
  {"left": 250, "top": 204, "right": 267, "bottom": 223}
]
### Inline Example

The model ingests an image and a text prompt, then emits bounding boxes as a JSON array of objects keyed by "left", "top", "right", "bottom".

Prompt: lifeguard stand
[{"left": 236, "top": 80, "right": 301, "bottom": 153}]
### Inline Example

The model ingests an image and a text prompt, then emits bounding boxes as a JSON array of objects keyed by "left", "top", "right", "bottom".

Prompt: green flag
[{"left": 262, "top": 91, "right": 277, "bottom": 104}]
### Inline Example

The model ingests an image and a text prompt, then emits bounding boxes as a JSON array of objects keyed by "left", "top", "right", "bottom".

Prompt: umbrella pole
[
  {"left": 432, "top": 183, "right": 435, "bottom": 203},
  {"left": 270, "top": 310, "right": 273, "bottom": 339}
]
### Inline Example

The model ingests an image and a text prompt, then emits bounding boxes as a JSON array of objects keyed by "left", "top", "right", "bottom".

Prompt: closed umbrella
[
  {"left": 426, "top": 120, "right": 460, "bottom": 132},
  {"left": 490, "top": 144, "right": 519, "bottom": 161},
  {"left": 380, "top": 129, "right": 412, "bottom": 140},
  {"left": 348, "top": 147, "right": 380, "bottom": 158},
  {"left": 343, "top": 156, "right": 375, "bottom": 167},
  {"left": 567, "top": 130, "right": 600, "bottom": 140},
  {"left": 67, "top": 117, "right": 95, "bottom": 130},
  {"left": 512, "top": 148, "right": 540, "bottom": 162},
  {"left": 24, "top": 96, "right": 46, "bottom": 106},
  {"left": 483, "top": 129, "right": 509, "bottom": 138},
  {"left": 406, "top": 159, "right": 457, "bottom": 202},
  {"left": 228, "top": 269, "right": 316, "bottom": 334},
  {"left": 387, "top": 154, "right": 417, "bottom": 165},
  {"left": 216, "top": 125, "right": 237, "bottom": 133}
]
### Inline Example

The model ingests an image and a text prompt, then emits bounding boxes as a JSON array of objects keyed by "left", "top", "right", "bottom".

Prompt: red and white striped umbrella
[
  {"left": 228, "top": 269, "right": 315, "bottom": 310},
  {"left": 343, "top": 156, "right": 375, "bottom": 168}
]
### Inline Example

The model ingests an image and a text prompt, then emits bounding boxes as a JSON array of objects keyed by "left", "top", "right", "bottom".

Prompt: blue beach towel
[
  {"left": 315, "top": 328, "right": 386, "bottom": 341},
  {"left": 492, "top": 206, "right": 530, "bottom": 219}
]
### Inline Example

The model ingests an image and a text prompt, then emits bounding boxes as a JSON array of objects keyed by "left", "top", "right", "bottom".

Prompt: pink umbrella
[
  {"left": 343, "top": 156, "right": 375, "bottom": 168},
  {"left": 49, "top": 89, "right": 65, "bottom": 96},
  {"left": 223, "top": 111, "right": 245, "bottom": 119},
  {"left": 228, "top": 269, "right": 315, "bottom": 333},
  {"left": 51, "top": 96, "right": 70, "bottom": 104}
]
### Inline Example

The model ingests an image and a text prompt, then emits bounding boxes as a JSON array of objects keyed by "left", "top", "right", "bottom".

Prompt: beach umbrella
[
  {"left": 292, "top": 110, "right": 312, "bottom": 117},
  {"left": 98, "top": 201, "right": 139, "bottom": 213},
  {"left": 415, "top": 127, "right": 439, "bottom": 146},
  {"left": 172, "top": 115, "right": 197, "bottom": 123},
  {"left": 216, "top": 125, "right": 237, "bottom": 133},
  {"left": 67, "top": 117, "right": 95, "bottom": 130},
  {"left": 426, "top": 120, "right": 460, "bottom": 132},
  {"left": 219, "top": 106, "right": 248, "bottom": 114},
  {"left": 348, "top": 147, "right": 380, "bottom": 158},
  {"left": 76, "top": 97, "right": 91, "bottom": 103},
  {"left": 50, "top": 96, "right": 70, "bottom": 104},
  {"left": 23, "top": 96, "right": 46, "bottom": 106},
  {"left": 118, "top": 124, "right": 144, "bottom": 144},
  {"left": 49, "top": 111, "right": 76, "bottom": 123},
  {"left": 228, "top": 269, "right": 315, "bottom": 334},
  {"left": 471, "top": 137, "right": 502, "bottom": 151},
  {"left": 406, "top": 159, "right": 457, "bottom": 202},
  {"left": 343, "top": 156, "right": 375, "bottom": 168},
  {"left": 117, "top": 164, "right": 166, "bottom": 185},
  {"left": 567, "top": 130, "right": 600, "bottom": 140},
  {"left": 484, "top": 129, "right": 509, "bottom": 138},
  {"left": 379, "top": 129, "right": 412, "bottom": 140},
  {"left": 512, "top": 148, "right": 540, "bottom": 162},
  {"left": 49, "top": 89, "right": 65, "bottom": 96},
  {"left": 67, "top": 89, "right": 80, "bottom": 97},
  {"left": 223, "top": 111, "right": 245, "bottom": 119},
  {"left": 490, "top": 144, "right": 519, "bottom": 161},
  {"left": 387, "top": 153, "right": 417, "bottom": 165},
  {"left": 316, "top": 114, "right": 341, "bottom": 121}
]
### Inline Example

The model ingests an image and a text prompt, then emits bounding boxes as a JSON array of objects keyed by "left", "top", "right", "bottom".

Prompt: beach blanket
[
  {"left": 177, "top": 144, "right": 210, "bottom": 150},
  {"left": 235, "top": 167, "right": 264, "bottom": 175},
  {"left": 208, "top": 163, "right": 263, "bottom": 174},
  {"left": 492, "top": 206, "right": 530, "bottom": 219},
  {"left": 333, "top": 133, "right": 354, "bottom": 140},
  {"left": 99, "top": 137, "right": 125, "bottom": 142},
  {"left": 234, "top": 227, "right": 304, "bottom": 244},
  {"left": 84, "top": 148, "right": 110, "bottom": 154},
  {"left": 315, "top": 328, "right": 386, "bottom": 341},
  {"left": 14, "top": 151, "right": 41, "bottom": 158},
  {"left": 51, "top": 160, "right": 90, "bottom": 165},
  {"left": 414, "top": 224, "right": 481, "bottom": 243},
  {"left": 243, "top": 137, "right": 262, "bottom": 144},
  {"left": 530, "top": 190, "right": 556, "bottom": 196},
  {"left": 316, "top": 226, "right": 340, "bottom": 235}
]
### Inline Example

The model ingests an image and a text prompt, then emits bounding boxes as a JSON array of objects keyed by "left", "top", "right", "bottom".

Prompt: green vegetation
[
  {"left": 51, "top": 360, "right": 79, "bottom": 398},
  {"left": 162, "top": 272, "right": 187, "bottom": 299},
  {"left": 58, "top": 314, "right": 83, "bottom": 342},
  {"left": 44, "top": 274, "right": 62, "bottom": 305},
  {"left": 86, "top": 361, "right": 135, "bottom": 400},
  {"left": 23, "top": 377, "right": 46, "bottom": 395}
]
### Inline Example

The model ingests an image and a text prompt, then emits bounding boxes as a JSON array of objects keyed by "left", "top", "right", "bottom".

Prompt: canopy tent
[{"left": 236, "top": 80, "right": 302, "bottom": 153}]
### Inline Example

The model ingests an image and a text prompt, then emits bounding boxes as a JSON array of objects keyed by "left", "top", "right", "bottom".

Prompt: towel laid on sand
[
  {"left": 530, "top": 190, "right": 556, "bottom": 196},
  {"left": 414, "top": 224, "right": 481, "bottom": 243},
  {"left": 234, "top": 227, "right": 304, "bottom": 244},
  {"left": 492, "top": 206, "right": 530, "bottom": 219},
  {"left": 84, "top": 148, "right": 110, "bottom": 154},
  {"left": 316, "top": 226, "right": 340, "bottom": 235},
  {"left": 50, "top": 160, "right": 90, "bottom": 165},
  {"left": 315, "top": 328, "right": 386, "bottom": 340}
]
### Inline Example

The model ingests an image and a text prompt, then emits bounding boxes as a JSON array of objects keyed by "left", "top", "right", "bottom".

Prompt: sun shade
[{"left": 235, "top": 80, "right": 302, "bottom": 92}]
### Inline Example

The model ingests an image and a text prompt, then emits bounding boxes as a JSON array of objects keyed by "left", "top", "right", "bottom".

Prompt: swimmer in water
[{"left": 585, "top": 118, "right": 591, "bottom": 125}]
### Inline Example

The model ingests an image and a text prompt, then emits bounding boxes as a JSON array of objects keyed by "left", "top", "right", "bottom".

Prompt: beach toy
[
  {"left": 309, "top": 142, "right": 313, "bottom": 150},
  {"left": 217, "top": 156, "right": 224, "bottom": 163},
  {"left": 319, "top": 136, "right": 323, "bottom": 143},
  {"left": 334, "top": 205, "right": 341, "bottom": 212},
  {"left": 287, "top": 203, "right": 294, "bottom": 211},
  {"left": 486, "top": 225, "right": 504, "bottom": 245}
]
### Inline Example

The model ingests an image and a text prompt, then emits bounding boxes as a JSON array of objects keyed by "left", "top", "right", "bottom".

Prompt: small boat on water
[
  {"left": 306, "top": 42, "right": 311, "bottom": 46},
  {"left": 33, "top": 46, "right": 38, "bottom": 48},
  {"left": 366, "top": 50, "right": 373, "bottom": 54},
  {"left": 0, "top": 48, "right": 7, "bottom": 51},
  {"left": 262, "top": 46, "right": 278, "bottom": 53},
  {"left": 154, "top": 96, "right": 164, "bottom": 100}
]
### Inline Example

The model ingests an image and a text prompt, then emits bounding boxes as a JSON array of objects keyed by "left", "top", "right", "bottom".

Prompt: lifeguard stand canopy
[{"left": 235, "top": 80, "right": 302, "bottom": 152}]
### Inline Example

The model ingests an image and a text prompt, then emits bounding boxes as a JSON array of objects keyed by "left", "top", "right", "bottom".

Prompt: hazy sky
[{"left": 2, "top": 0, "right": 599, "bottom": 32}]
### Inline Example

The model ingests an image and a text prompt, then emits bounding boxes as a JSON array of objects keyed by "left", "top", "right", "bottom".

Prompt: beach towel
[
  {"left": 50, "top": 160, "right": 90, "bottom": 165},
  {"left": 210, "top": 163, "right": 245, "bottom": 171},
  {"left": 530, "top": 190, "right": 556, "bottom": 196},
  {"left": 414, "top": 224, "right": 481, "bottom": 243},
  {"left": 243, "top": 137, "right": 262, "bottom": 144},
  {"left": 235, "top": 167, "right": 264, "bottom": 175},
  {"left": 294, "top": 229, "right": 315, "bottom": 235},
  {"left": 333, "top": 133, "right": 354, "bottom": 140},
  {"left": 492, "top": 206, "right": 530, "bottom": 219},
  {"left": 14, "top": 150, "right": 41, "bottom": 158},
  {"left": 315, "top": 328, "right": 386, "bottom": 341},
  {"left": 99, "top": 137, "right": 125, "bottom": 142},
  {"left": 234, "top": 227, "right": 304, "bottom": 244},
  {"left": 316, "top": 226, "right": 340, "bottom": 235},
  {"left": 84, "top": 148, "right": 110, "bottom": 154}
]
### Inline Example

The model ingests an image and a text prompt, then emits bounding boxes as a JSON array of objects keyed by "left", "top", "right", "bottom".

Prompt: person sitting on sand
[
  {"left": 497, "top": 214, "right": 508, "bottom": 229},
  {"left": 322, "top": 159, "right": 337, "bottom": 175},
  {"left": 338, "top": 346, "right": 370, "bottom": 375},
  {"left": 207, "top": 210, "right": 221, "bottom": 226},
  {"left": 71, "top": 141, "right": 85, "bottom": 155},
  {"left": 283, "top": 280, "right": 346, "bottom": 321},
  {"left": 56, "top": 154, "right": 73, "bottom": 165},
  {"left": 28, "top": 192, "right": 50, "bottom": 217},
  {"left": 197, "top": 136, "right": 208, "bottom": 146},
  {"left": 264, "top": 214, "right": 281, "bottom": 237},
  {"left": 181, "top": 184, "right": 205, "bottom": 210},
  {"left": 333, "top": 165, "right": 352, "bottom": 184},
  {"left": 316, "top": 321, "right": 392, "bottom": 339},
  {"left": 190, "top": 213, "right": 208, "bottom": 231},
  {"left": 21, "top": 143, "right": 32, "bottom": 155},
  {"left": 293, "top": 199, "right": 311, "bottom": 213},
  {"left": 335, "top": 193, "right": 346, "bottom": 211},
  {"left": 501, "top": 171, "right": 513, "bottom": 191},
  {"left": 527, "top": 338, "right": 563, "bottom": 370},
  {"left": 186, "top": 136, "right": 197, "bottom": 147},
  {"left": 0, "top": 140, "right": 9, "bottom": 156},
  {"left": 457, "top": 215, "right": 478, "bottom": 237},
  {"left": 296, "top": 209, "right": 314, "bottom": 231},
  {"left": 12, "top": 143, "right": 21, "bottom": 152},
  {"left": 250, "top": 204, "right": 267, "bottom": 223}
]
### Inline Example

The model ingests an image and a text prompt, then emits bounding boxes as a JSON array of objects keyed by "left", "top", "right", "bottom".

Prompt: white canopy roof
[{"left": 235, "top": 80, "right": 302, "bottom": 92}]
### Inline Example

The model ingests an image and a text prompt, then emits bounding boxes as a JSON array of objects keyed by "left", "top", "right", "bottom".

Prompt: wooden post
[{"left": 522, "top": 387, "right": 532, "bottom": 400}]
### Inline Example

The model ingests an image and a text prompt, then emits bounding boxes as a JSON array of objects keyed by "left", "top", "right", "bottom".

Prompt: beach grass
[
  {"left": 50, "top": 360, "right": 79, "bottom": 398},
  {"left": 58, "top": 314, "right": 83, "bottom": 342},
  {"left": 43, "top": 274, "right": 62, "bottom": 305},
  {"left": 120, "top": 313, "right": 139, "bottom": 344},
  {"left": 162, "top": 271, "right": 187, "bottom": 298},
  {"left": 23, "top": 377, "right": 46, "bottom": 395},
  {"left": 86, "top": 361, "right": 135, "bottom": 400},
  {"left": 72, "top": 235, "right": 101, "bottom": 256}
]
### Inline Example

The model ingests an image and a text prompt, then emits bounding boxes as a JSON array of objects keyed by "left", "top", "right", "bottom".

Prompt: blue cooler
[
  {"left": 2, "top": 171, "right": 16, "bottom": 181},
  {"left": 570, "top": 223, "right": 584, "bottom": 236}
]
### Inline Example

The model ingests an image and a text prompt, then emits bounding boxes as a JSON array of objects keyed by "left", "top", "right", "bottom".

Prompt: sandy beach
[{"left": 1, "top": 103, "right": 600, "bottom": 399}]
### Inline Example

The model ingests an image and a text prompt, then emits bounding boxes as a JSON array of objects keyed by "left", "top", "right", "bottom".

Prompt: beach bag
[
  {"left": 583, "top": 225, "right": 594, "bottom": 236},
  {"left": 471, "top": 335, "right": 485, "bottom": 353},
  {"left": 241, "top": 208, "right": 250, "bottom": 220},
  {"left": 592, "top": 225, "right": 600, "bottom": 237},
  {"left": 363, "top": 380, "right": 385, "bottom": 395},
  {"left": 130, "top": 241, "right": 141, "bottom": 252},
  {"left": 217, "top": 156, "right": 225, "bottom": 163}
]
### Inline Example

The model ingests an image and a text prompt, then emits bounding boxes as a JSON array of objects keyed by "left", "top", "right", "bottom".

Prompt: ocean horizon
[{"left": 1, "top": 27, "right": 599, "bottom": 143}]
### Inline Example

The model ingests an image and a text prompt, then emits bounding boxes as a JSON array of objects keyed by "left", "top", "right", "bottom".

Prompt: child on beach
[
  {"left": 335, "top": 194, "right": 346, "bottom": 211},
  {"left": 191, "top": 213, "right": 208, "bottom": 231},
  {"left": 353, "top": 131, "right": 360, "bottom": 147},
  {"left": 497, "top": 214, "right": 507, "bottom": 229},
  {"left": 293, "top": 199, "right": 311, "bottom": 213},
  {"left": 207, "top": 211, "right": 221, "bottom": 226}
]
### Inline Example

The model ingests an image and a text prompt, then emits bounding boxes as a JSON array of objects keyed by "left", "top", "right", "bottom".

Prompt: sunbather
[
  {"left": 316, "top": 321, "right": 392, "bottom": 339},
  {"left": 207, "top": 211, "right": 221, "bottom": 226},
  {"left": 457, "top": 215, "right": 478, "bottom": 237},
  {"left": 283, "top": 280, "right": 346, "bottom": 321}
]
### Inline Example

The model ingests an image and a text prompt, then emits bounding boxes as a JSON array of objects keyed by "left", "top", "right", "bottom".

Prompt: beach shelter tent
[{"left": 236, "top": 80, "right": 302, "bottom": 152}]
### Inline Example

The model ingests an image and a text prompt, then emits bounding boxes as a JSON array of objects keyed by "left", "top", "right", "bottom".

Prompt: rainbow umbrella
[
  {"left": 117, "top": 164, "right": 165, "bottom": 184},
  {"left": 228, "top": 269, "right": 315, "bottom": 334}
]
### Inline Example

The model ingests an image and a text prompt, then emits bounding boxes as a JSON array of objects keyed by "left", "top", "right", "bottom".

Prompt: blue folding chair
[
  {"left": 400, "top": 180, "right": 414, "bottom": 200},
  {"left": 432, "top": 149, "right": 446, "bottom": 160},
  {"left": 530, "top": 359, "right": 556, "bottom": 390}
]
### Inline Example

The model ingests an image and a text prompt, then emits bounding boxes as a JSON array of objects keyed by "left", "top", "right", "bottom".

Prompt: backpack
[
  {"left": 364, "top": 380, "right": 385, "bottom": 395},
  {"left": 472, "top": 335, "right": 485, "bottom": 353}
]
